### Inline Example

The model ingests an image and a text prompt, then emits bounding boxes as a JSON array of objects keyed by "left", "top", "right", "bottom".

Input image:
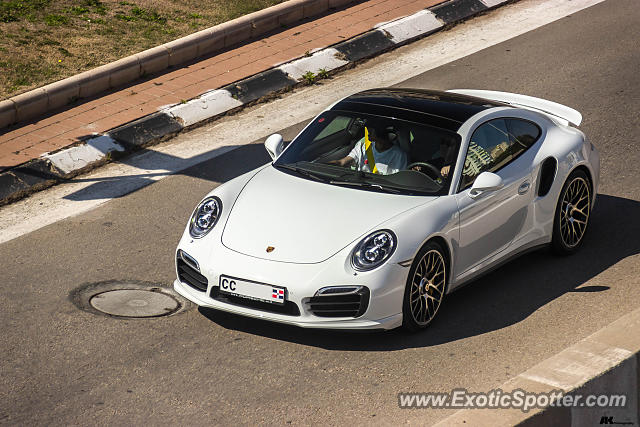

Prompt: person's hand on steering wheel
[{"left": 407, "top": 161, "right": 444, "bottom": 181}]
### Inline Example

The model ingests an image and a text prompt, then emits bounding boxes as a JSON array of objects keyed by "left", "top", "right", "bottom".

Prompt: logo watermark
[{"left": 398, "top": 388, "right": 628, "bottom": 413}]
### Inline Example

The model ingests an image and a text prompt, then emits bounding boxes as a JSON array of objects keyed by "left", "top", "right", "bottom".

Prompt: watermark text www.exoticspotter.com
[{"left": 398, "top": 389, "right": 627, "bottom": 412}]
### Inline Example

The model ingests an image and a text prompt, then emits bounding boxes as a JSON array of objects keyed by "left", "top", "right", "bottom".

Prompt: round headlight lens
[
  {"left": 189, "top": 196, "right": 222, "bottom": 238},
  {"left": 351, "top": 230, "right": 396, "bottom": 271}
]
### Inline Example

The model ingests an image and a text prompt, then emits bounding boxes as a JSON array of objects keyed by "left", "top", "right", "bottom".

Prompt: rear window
[{"left": 506, "top": 119, "right": 541, "bottom": 150}]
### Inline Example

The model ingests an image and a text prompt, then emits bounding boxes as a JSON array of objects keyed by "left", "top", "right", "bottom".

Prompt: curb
[
  {"left": 433, "top": 308, "right": 640, "bottom": 426},
  {"left": 0, "top": 0, "right": 511, "bottom": 206},
  {"left": 0, "top": 0, "right": 358, "bottom": 129}
]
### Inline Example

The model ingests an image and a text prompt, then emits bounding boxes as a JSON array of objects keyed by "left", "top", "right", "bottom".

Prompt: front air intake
[
  {"left": 307, "top": 286, "right": 370, "bottom": 318},
  {"left": 176, "top": 251, "right": 208, "bottom": 292}
]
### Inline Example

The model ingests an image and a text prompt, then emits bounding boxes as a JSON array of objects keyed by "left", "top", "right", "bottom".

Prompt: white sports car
[{"left": 174, "top": 88, "right": 600, "bottom": 331}]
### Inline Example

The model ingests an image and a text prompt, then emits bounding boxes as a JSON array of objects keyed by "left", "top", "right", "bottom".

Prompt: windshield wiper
[
  {"left": 274, "top": 164, "right": 329, "bottom": 183},
  {"left": 329, "top": 179, "right": 402, "bottom": 194}
]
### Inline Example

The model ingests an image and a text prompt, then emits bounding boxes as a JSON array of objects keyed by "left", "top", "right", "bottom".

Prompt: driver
[
  {"left": 329, "top": 126, "right": 407, "bottom": 175},
  {"left": 412, "top": 135, "right": 456, "bottom": 179}
]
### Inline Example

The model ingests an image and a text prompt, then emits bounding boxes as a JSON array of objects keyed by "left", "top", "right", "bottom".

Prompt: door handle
[{"left": 518, "top": 181, "right": 530, "bottom": 195}]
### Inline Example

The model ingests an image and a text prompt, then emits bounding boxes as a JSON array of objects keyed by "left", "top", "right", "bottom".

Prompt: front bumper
[
  {"left": 174, "top": 279, "right": 402, "bottom": 330},
  {"left": 174, "top": 236, "right": 408, "bottom": 330}
]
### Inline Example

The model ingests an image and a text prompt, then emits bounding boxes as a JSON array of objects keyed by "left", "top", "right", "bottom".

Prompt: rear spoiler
[{"left": 447, "top": 89, "right": 582, "bottom": 126}]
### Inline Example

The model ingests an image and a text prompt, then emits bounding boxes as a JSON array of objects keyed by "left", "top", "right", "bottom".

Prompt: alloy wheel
[
  {"left": 409, "top": 249, "right": 446, "bottom": 326},
  {"left": 559, "top": 176, "right": 591, "bottom": 248}
]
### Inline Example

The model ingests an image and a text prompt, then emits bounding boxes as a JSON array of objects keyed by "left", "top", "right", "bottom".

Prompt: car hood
[{"left": 221, "top": 166, "right": 436, "bottom": 263}]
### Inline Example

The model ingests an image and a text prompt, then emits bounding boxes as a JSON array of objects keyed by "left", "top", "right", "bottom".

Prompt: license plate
[{"left": 218, "top": 275, "right": 286, "bottom": 305}]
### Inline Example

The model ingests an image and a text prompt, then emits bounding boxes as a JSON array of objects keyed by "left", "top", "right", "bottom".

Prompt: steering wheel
[{"left": 407, "top": 162, "right": 444, "bottom": 182}]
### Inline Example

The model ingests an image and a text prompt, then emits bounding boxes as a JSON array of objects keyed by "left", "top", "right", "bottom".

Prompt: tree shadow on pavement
[
  {"left": 199, "top": 194, "right": 639, "bottom": 351},
  {"left": 59, "top": 119, "right": 305, "bottom": 201},
  {"left": 60, "top": 134, "right": 280, "bottom": 201},
  {"left": 61, "top": 143, "right": 255, "bottom": 201}
]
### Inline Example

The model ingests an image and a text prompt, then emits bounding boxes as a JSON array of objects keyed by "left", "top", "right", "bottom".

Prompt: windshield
[{"left": 274, "top": 111, "right": 461, "bottom": 195}]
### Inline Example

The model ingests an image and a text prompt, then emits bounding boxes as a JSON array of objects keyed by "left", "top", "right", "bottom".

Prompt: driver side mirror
[
  {"left": 469, "top": 172, "right": 504, "bottom": 198},
  {"left": 264, "top": 134, "right": 284, "bottom": 160}
]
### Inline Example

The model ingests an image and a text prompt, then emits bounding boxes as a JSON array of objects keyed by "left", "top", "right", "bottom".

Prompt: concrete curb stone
[
  {"left": 0, "top": 158, "right": 65, "bottom": 204},
  {"left": 431, "top": 0, "right": 488, "bottom": 23},
  {"left": 435, "top": 308, "right": 640, "bottom": 425},
  {"left": 223, "top": 69, "right": 299, "bottom": 104},
  {"left": 335, "top": 30, "right": 396, "bottom": 62},
  {"left": 108, "top": 113, "right": 183, "bottom": 148}
]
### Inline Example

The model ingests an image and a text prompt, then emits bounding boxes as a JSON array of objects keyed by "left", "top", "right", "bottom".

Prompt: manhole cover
[
  {"left": 70, "top": 280, "right": 193, "bottom": 318},
  {"left": 90, "top": 289, "right": 179, "bottom": 317}
]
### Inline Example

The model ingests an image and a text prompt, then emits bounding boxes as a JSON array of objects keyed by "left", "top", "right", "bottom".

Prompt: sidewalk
[{"left": 0, "top": 0, "right": 441, "bottom": 172}]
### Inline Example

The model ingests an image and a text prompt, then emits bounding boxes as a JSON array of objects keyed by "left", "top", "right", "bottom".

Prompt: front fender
[{"left": 378, "top": 195, "right": 459, "bottom": 287}]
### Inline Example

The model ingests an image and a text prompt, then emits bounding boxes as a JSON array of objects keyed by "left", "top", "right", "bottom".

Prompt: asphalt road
[{"left": 1, "top": 0, "right": 639, "bottom": 425}]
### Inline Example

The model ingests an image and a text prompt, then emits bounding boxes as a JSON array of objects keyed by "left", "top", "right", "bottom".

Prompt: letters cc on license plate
[{"left": 219, "top": 275, "right": 286, "bottom": 305}]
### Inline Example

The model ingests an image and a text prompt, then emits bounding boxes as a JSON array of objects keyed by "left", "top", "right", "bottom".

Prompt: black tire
[
  {"left": 552, "top": 169, "right": 592, "bottom": 255},
  {"left": 402, "top": 240, "right": 448, "bottom": 331}
]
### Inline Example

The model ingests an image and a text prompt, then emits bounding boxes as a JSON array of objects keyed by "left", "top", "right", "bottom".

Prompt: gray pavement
[{"left": 1, "top": 0, "right": 639, "bottom": 425}]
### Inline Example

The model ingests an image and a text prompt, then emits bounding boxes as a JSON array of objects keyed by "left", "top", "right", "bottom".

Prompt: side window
[
  {"left": 506, "top": 119, "right": 541, "bottom": 155},
  {"left": 460, "top": 119, "right": 510, "bottom": 190},
  {"left": 313, "top": 116, "right": 351, "bottom": 141}
]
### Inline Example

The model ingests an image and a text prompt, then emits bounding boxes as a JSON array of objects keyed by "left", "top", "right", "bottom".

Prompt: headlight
[
  {"left": 351, "top": 230, "right": 396, "bottom": 271},
  {"left": 189, "top": 196, "right": 222, "bottom": 238}
]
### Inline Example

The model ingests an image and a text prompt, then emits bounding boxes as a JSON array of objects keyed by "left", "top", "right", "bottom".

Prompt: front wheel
[
  {"left": 402, "top": 241, "right": 448, "bottom": 331},
  {"left": 552, "top": 169, "right": 592, "bottom": 255}
]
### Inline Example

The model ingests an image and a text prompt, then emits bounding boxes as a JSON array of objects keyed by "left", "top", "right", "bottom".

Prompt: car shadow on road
[{"left": 199, "top": 193, "right": 639, "bottom": 351}]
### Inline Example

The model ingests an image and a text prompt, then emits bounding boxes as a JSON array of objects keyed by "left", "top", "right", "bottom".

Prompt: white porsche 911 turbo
[{"left": 174, "top": 88, "right": 600, "bottom": 331}]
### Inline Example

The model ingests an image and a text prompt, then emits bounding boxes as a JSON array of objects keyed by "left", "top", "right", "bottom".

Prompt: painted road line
[
  {"left": 45, "top": 136, "right": 125, "bottom": 174},
  {"left": 376, "top": 10, "right": 443, "bottom": 44},
  {"left": 279, "top": 48, "right": 351, "bottom": 81},
  {"left": 168, "top": 89, "right": 243, "bottom": 128}
]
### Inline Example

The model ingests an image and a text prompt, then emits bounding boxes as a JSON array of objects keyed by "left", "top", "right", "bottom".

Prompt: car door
[{"left": 453, "top": 118, "right": 535, "bottom": 277}]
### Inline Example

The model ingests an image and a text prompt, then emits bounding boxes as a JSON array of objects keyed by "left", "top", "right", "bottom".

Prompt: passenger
[{"left": 329, "top": 126, "right": 407, "bottom": 175}]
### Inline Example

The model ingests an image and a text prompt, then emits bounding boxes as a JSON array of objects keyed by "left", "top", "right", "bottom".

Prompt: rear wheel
[
  {"left": 402, "top": 241, "right": 447, "bottom": 331},
  {"left": 552, "top": 170, "right": 591, "bottom": 254}
]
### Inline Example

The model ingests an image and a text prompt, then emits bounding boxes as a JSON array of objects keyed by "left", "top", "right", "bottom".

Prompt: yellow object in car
[{"left": 363, "top": 127, "right": 378, "bottom": 174}]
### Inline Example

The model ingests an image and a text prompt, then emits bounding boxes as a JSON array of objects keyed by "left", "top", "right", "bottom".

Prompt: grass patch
[
  {"left": 301, "top": 71, "right": 316, "bottom": 85},
  {"left": 301, "top": 69, "right": 330, "bottom": 85},
  {"left": 44, "top": 14, "right": 69, "bottom": 26},
  {"left": 0, "top": 0, "right": 286, "bottom": 99},
  {"left": 317, "top": 68, "right": 329, "bottom": 79},
  {"left": 69, "top": 6, "right": 90, "bottom": 15},
  {"left": 0, "top": 0, "right": 51, "bottom": 23}
]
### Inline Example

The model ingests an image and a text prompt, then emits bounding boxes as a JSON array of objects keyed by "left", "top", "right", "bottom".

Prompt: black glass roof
[{"left": 330, "top": 88, "right": 505, "bottom": 132}]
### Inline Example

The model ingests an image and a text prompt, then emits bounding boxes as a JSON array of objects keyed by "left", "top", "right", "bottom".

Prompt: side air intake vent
[
  {"left": 176, "top": 250, "right": 208, "bottom": 292},
  {"left": 307, "top": 286, "right": 370, "bottom": 318},
  {"left": 538, "top": 158, "right": 557, "bottom": 197}
]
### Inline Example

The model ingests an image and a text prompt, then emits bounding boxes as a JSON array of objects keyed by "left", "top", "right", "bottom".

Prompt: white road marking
[
  {"left": 0, "top": 0, "right": 606, "bottom": 244},
  {"left": 376, "top": 9, "right": 442, "bottom": 43},
  {"left": 519, "top": 343, "right": 633, "bottom": 390},
  {"left": 279, "top": 48, "right": 350, "bottom": 80},
  {"left": 44, "top": 135, "right": 124, "bottom": 174},
  {"left": 482, "top": 0, "right": 510, "bottom": 7},
  {"left": 168, "top": 89, "right": 243, "bottom": 127}
]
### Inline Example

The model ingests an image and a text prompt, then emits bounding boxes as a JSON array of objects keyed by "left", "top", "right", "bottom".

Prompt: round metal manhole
[
  {"left": 90, "top": 289, "right": 179, "bottom": 317},
  {"left": 70, "top": 280, "right": 193, "bottom": 319}
]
